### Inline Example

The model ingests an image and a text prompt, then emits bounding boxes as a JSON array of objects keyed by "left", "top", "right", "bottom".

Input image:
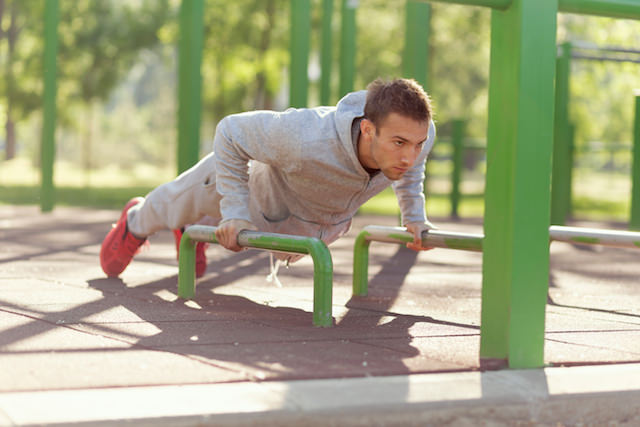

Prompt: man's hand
[
  {"left": 405, "top": 221, "right": 437, "bottom": 252},
  {"left": 215, "top": 219, "right": 258, "bottom": 252}
]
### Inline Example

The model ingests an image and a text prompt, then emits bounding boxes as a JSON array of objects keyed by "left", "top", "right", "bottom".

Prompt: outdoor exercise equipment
[
  {"left": 353, "top": 224, "right": 640, "bottom": 297},
  {"left": 632, "top": 94, "right": 640, "bottom": 230},
  {"left": 418, "top": 0, "right": 640, "bottom": 370},
  {"left": 552, "top": 41, "right": 640, "bottom": 226},
  {"left": 177, "top": 225, "right": 334, "bottom": 328}
]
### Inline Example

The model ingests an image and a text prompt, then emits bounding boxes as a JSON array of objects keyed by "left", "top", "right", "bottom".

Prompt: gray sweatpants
[{"left": 127, "top": 153, "right": 222, "bottom": 237}]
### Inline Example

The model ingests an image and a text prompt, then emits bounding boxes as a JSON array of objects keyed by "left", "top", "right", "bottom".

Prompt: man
[{"left": 100, "top": 78, "right": 436, "bottom": 278}]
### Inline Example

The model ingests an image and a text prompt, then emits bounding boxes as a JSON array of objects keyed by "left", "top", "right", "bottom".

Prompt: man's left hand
[{"left": 405, "top": 221, "right": 436, "bottom": 251}]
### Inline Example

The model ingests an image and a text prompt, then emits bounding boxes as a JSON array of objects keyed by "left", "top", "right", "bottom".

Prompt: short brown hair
[{"left": 364, "top": 78, "right": 432, "bottom": 127}]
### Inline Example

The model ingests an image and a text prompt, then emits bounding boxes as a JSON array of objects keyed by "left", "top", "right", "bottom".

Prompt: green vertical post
[
  {"left": 177, "top": 0, "right": 204, "bottom": 174},
  {"left": 290, "top": 0, "right": 311, "bottom": 107},
  {"left": 631, "top": 95, "right": 640, "bottom": 230},
  {"left": 480, "top": 0, "right": 557, "bottom": 369},
  {"left": 403, "top": 1, "right": 431, "bottom": 90},
  {"left": 41, "top": 0, "right": 59, "bottom": 213},
  {"left": 551, "top": 42, "right": 572, "bottom": 225},
  {"left": 338, "top": 0, "right": 357, "bottom": 98},
  {"left": 450, "top": 120, "right": 465, "bottom": 219},
  {"left": 320, "top": 0, "right": 333, "bottom": 105},
  {"left": 568, "top": 121, "right": 575, "bottom": 218}
]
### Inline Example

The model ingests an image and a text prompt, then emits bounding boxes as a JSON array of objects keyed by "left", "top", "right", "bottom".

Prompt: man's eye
[{"left": 394, "top": 141, "right": 404, "bottom": 146}]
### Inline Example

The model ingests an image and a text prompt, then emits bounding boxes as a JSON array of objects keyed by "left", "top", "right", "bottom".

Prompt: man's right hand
[{"left": 215, "top": 219, "right": 258, "bottom": 252}]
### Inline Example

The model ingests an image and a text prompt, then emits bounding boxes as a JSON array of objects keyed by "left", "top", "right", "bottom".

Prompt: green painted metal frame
[
  {"left": 353, "top": 225, "right": 483, "bottom": 296},
  {"left": 178, "top": 225, "right": 334, "bottom": 327},
  {"left": 425, "top": 0, "right": 640, "bottom": 18},
  {"left": 338, "top": 0, "right": 356, "bottom": 98},
  {"left": 559, "top": 0, "right": 640, "bottom": 20},
  {"left": 551, "top": 42, "right": 573, "bottom": 226},
  {"left": 41, "top": 0, "right": 59, "bottom": 213},
  {"left": 481, "top": 0, "right": 558, "bottom": 369},
  {"left": 450, "top": 120, "right": 465, "bottom": 218},
  {"left": 353, "top": 224, "right": 640, "bottom": 296},
  {"left": 631, "top": 95, "right": 640, "bottom": 230},
  {"left": 177, "top": 0, "right": 204, "bottom": 174},
  {"left": 290, "top": 0, "right": 311, "bottom": 107},
  {"left": 403, "top": 1, "right": 431, "bottom": 90},
  {"left": 320, "top": 0, "right": 334, "bottom": 106}
]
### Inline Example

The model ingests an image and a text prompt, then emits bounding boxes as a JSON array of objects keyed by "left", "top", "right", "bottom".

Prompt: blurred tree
[
  {"left": 56, "top": 0, "right": 169, "bottom": 178},
  {"left": 200, "top": 0, "right": 289, "bottom": 123},
  {"left": 0, "top": 0, "right": 44, "bottom": 160}
]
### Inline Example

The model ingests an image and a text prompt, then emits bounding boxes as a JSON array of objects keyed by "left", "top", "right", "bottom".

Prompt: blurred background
[{"left": 1, "top": 0, "right": 639, "bottom": 221}]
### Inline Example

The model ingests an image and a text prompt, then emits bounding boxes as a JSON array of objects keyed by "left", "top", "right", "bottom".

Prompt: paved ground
[{"left": 1, "top": 205, "right": 639, "bottom": 425}]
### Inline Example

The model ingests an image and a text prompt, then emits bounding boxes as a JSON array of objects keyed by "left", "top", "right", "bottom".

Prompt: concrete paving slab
[{"left": 0, "top": 364, "right": 639, "bottom": 426}]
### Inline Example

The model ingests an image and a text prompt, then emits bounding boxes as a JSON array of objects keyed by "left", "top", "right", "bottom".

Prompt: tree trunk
[
  {"left": 82, "top": 103, "right": 95, "bottom": 188},
  {"left": 4, "top": 0, "right": 18, "bottom": 160}
]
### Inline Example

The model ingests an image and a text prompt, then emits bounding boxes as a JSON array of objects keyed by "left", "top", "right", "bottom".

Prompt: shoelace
[{"left": 266, "top": 252, "right": 289, "bottom": 287}]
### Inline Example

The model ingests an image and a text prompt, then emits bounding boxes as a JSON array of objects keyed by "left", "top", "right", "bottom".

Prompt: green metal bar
[
  {"left": 178, "top": 225, "right": 334, "bottom": 327},
  {"left": 420, "top": 0, "right": 512, "bottom": 10},
  {"left": 450, "top": 120, "right": 465, "bottom": 219},
  {"left": 559, "top": 0, "right": 640, "bottom": 20},
  {"left": 177, "top": 0, "right": 204, "bottom": 174},
  {"left": 481, "top": 0, "right": 557, "bottom": 369},
  {"left": 338, "top": 0, "right": 356, "bottom": 98},
  {"left": 352, "top": 231, "right": 372, "bottom": 296},
  {"left": 320, "top": 0, "right": 333, "bottom": 105},
  {"left": 352, "top": 225, "right": 483, "bottom": 296},
  {"left": 551, "top": 42, "right": 572, "bottom": 225},
  {"left": 41, "top": 0, "right": 59, "bottom": 213},
  {"left": 290, "top": 0, "right": 311, "bottom": 107},
  {"left": 352, "top": 224, "right": 640, "bottom": 297},
  {"left": 178, "top": 232, "right": 198, "bottom": 298},
  {"left": 631, "top": 95, "right": 640, "bottom": 230},
  {"left": 423, "top": 0, "right": 640, "bottom": 17},
  {"left": 403, "top": 1, "right": 431, "bottom": 90}
]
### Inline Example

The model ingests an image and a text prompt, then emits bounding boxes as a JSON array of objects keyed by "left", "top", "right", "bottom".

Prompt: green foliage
[
  {"left": 56, "top": 0, "right": 170, "bottom": 120},
  {"left": 559, "top": 14, "right": 640, "bottom": 149}
]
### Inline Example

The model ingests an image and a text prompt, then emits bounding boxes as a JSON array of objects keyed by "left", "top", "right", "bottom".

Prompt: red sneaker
[
  {"left": 100, "top": 197, "right": 146, "bottom": 277},
  {"left": 173, "top": 228, "right": 208, "bottom": 278}
]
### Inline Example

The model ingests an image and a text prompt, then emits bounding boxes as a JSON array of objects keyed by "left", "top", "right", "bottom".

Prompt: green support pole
[
  {"left": 320, "top": 0, "right": 333, "bottom": 106},
  {"left": 403, "top": 1, "right": 431, "bottom": 90},
  {"left": 177, "top": 0, "right": 204, "bottom": 174},
  {"left": 290, "top": 0, "right": 311, "bottom": 107},
  {"left": 41, "top": 0, "right": 59, "bottom": 213},
  {"left": 480, "top": 0, "right": 557, "bottom": 369},
  {"left": 450, "top": 120, "right": 465, "bottom": 219},
  {"left": 551, "top": 42, "right": 572, "bottom": 225},
  {"left": 338, "top": 0, "right": 357, "bottom": 98},
  {"left": 631, "top": 95, "right": 640, "bottom": 230},
  {"left": 568, "top": 121, "right": 575, "bottom": 218}
]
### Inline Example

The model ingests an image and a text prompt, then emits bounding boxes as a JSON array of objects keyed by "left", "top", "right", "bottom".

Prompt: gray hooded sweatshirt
[{"left": 213, "top": 90, "right": 436, "bottom": 245}]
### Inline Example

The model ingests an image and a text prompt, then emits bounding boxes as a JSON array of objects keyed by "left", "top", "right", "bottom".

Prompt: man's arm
[{"left": 212, "top": 110, "right": 306, "bottom": 251}]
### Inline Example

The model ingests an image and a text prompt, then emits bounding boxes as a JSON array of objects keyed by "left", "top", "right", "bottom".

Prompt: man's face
[{"left": 367, "top": 113, "right": 429, "bottom": 181}]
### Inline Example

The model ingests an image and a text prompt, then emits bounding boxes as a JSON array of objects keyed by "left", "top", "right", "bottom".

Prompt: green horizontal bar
[
  {"left": 421, "top": 0, "right": 512, "bottom": 10},
  {"left": 177, "top": 225, "right": 334, "bottom": 327},
  {"left": 571, "top": 236, "right": 600, "bottom": 244},
  {"left": 559, "top": 0, "right": 640, "bottom": 20}
]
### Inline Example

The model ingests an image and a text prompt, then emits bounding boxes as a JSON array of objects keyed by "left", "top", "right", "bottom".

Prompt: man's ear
[{"left": 360, "top": 118, "right": 376, "bottom": 138}]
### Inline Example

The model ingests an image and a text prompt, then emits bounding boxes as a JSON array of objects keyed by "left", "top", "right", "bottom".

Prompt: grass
[{"left": 0, "top": 157, "right": 632, "bottom": 222}]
